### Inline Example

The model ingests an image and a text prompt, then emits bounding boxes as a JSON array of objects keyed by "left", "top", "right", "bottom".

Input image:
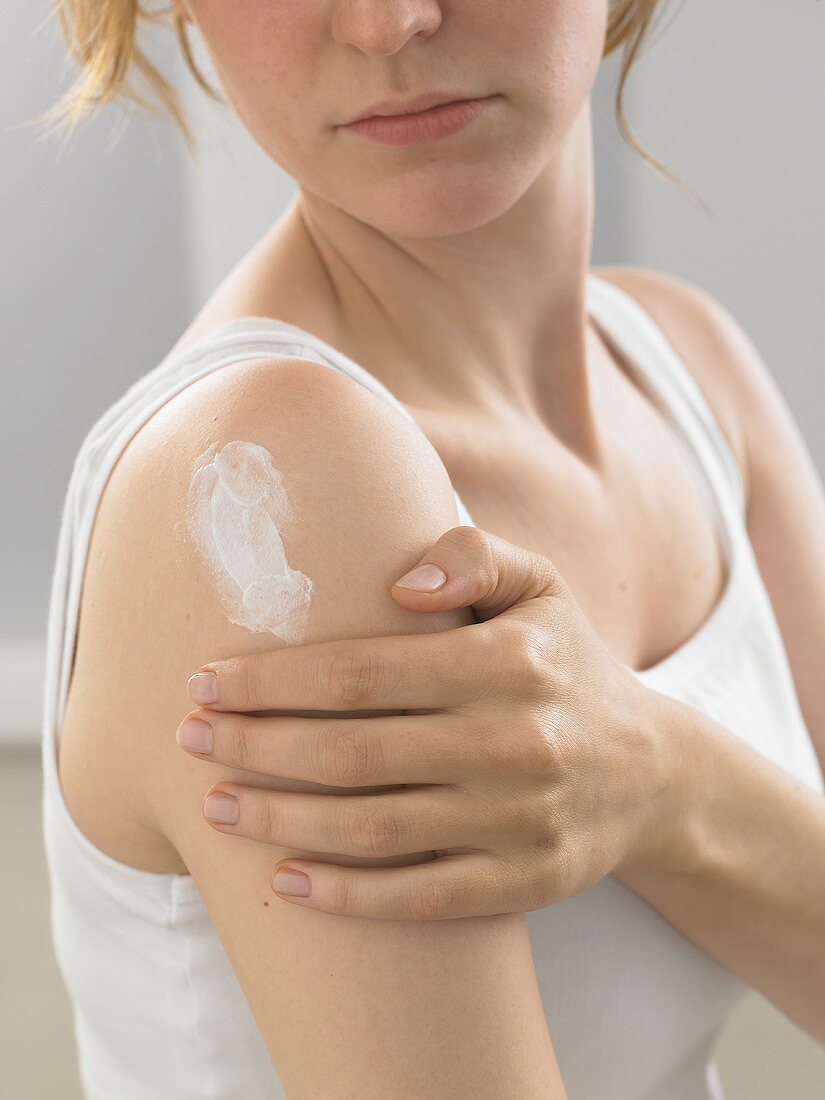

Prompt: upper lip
[{"left": 342, "top": 91, "right": 486, "bottom": 125}]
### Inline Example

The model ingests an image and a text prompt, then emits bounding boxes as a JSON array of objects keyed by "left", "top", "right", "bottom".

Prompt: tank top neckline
[{"left": 163, "top": 271, "right": 748, "bottom": 688}]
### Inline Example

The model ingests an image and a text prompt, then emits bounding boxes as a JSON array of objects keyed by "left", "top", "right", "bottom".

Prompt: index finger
[{"left": 186, "top": 620, "right": 499, "bottom": 713}]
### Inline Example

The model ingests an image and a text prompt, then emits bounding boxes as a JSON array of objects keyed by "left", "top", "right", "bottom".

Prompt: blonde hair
[{"left": 31, "top": 0, "right": 705, "bottom": 207}]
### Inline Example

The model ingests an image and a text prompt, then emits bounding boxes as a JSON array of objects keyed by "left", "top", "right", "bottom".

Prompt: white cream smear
[{"left": 186, "top": 439, "right": 315, "bottom": 644}]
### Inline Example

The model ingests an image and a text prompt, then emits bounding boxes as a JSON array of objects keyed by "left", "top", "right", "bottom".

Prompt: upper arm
[
  {"left": 597, "top": 265, "right": 825, "bottom": 782},
  {"left": 84, "top": 356, "right": 564, "bottom": 1098}
]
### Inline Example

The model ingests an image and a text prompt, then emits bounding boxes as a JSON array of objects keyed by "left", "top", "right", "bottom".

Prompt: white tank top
[{"left": 41, "top": 273, "right": 824, "bottom": 1100}]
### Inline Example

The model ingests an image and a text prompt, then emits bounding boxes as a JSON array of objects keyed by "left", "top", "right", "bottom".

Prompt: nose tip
[{"left": 330, "top": 1, "right": 442, "bottom": 57}]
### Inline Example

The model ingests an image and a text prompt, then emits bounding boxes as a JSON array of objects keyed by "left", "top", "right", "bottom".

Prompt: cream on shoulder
[{"left": 186, "top": 439, "right": 315, "bottom": 644}]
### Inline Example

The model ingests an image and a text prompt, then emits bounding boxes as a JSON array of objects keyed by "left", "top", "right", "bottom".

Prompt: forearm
[{"left": 615, "top": 693, "right": 825, "bottom": 1044}]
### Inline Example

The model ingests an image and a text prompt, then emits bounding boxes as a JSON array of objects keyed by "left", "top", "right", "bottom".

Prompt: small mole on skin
[
  {"left": 263, "top": 900, "right": 269, "bottom": 907},
  {"left": 618, "top": 579, "right": 628, "bottom": 593}
]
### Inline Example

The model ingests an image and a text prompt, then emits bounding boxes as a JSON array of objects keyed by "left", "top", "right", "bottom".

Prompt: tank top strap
[
  {"left": 173, "top": 317, "right": 420, "bottom": 427},
  {"left": 164, "top": 318, "right": 478, "bottom": 529},
  {"left": 584, "top": 273, "right": 747, "bottom": 531}
]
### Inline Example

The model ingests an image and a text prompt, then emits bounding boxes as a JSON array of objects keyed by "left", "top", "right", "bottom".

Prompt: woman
[{"left": 38, "top": 2, "right": 825, "bottom": 1098}]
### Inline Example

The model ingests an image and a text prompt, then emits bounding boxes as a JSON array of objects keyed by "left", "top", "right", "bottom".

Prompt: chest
[{"left": 414, "top": 390, "right": 728, "bottom": 677}]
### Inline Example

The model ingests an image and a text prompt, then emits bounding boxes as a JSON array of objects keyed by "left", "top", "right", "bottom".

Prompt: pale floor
[{"left": 3, "top": 748, "right": 824, "bottom": 1099}]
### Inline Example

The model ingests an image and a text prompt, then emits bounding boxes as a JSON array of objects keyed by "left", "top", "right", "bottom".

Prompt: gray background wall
[
  {"left": 2, "top": 0, "right": 824, "bottom": 1095},
  {"left": 1, "top": 3, "right": 190, "bottom": 738}
]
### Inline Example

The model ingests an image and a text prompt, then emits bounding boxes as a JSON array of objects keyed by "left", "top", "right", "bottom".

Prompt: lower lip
[{"left": 341, "top": 95, "right": 498, "bottom": 146}]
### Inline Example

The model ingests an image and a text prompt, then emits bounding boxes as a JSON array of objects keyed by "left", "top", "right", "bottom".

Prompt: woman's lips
[{"left": 339, "top": 95, "right": 499, "bottom": 147}]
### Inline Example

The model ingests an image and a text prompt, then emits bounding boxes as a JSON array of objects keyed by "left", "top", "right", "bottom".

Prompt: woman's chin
[{"left": 331, "top": 170, "right": 535, "bottom": 240}]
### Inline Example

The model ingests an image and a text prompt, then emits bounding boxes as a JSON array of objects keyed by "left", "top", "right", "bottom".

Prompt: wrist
[{"left": 616, "top": 687, "right": 709, "bottom": 881}]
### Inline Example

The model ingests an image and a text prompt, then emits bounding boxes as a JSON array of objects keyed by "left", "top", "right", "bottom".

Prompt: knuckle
[
  {"left": 523, "top": 721, "right": 568, "bottom": 781},
  {"left": 545, "top": 721, "right": 576, "bottom": 775},
  {"left": 322, "top": 723, "right": 384, "bottom": 787},
  {"left": 489, "top": 621, "right": 548, "bottom": 695},
  {"left": 317, "top": 647, "right": 386, "bottom": 708},
  {"left": 445, "top": 523, "right": 492, "bottom": 558},
  {"left": 403, "top": 878, "right": 457, "bottom": 921},
  {"left": 463, "top": 528, "right": 498, "bottom": 591},
  {"left": 330, "top": 873, "right": 355, "bottom": 916},
  {"left": 534, "top": 554, "right": 564, "bottom": 596},
  {"left": 233, "top": 657, "right": 267, "bottom": 710},
  {"left": 253, "top": 792, "right": 281, "bottom": 841},
  {"left": 513, "top": 625, "right": 551, "bottom": 689},
  {"left": 227, "top": 720, "right": 258, "bottom": 770},
  {"left": 348, "top": 802, "right": 405, "bottom": 858}
]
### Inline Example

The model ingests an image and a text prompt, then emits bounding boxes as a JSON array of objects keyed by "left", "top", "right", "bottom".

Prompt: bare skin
[{"left": 58, "top": 238, "right": 735, "bottom": 879}]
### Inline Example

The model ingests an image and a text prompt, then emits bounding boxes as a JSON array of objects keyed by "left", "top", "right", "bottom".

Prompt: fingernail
[
  {"left": 204, "top": 792, "right": 238, "bottom": 824},
  {"left": 272, "top": 868, "right": 311, "bottom": 897},
  {"left": 394, "top": 563, "right": 447, "bottom": 591},
  {"left": 176, "top": 718, "right": 213, "bottom": 754},
  {"left": 188, "top": 671, "right": 218, "bottom": 704}
]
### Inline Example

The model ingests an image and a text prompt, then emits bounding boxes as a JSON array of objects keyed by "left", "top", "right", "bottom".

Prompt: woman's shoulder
[
  {"left": 62, "top": 351, "right": 468, "bottom": 873},
  {"left": 591, "top": 263, "right": 752, "bottom": 503}
]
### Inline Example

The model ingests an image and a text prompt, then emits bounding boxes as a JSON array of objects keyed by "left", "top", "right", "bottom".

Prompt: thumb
[{"left": 390, "top": 525, "right": 567, "bottom": 623}]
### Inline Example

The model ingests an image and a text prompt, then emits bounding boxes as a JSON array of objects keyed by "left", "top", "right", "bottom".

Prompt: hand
[{"left": 177, "top": 525, "right": 686, "bottom": 920}]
